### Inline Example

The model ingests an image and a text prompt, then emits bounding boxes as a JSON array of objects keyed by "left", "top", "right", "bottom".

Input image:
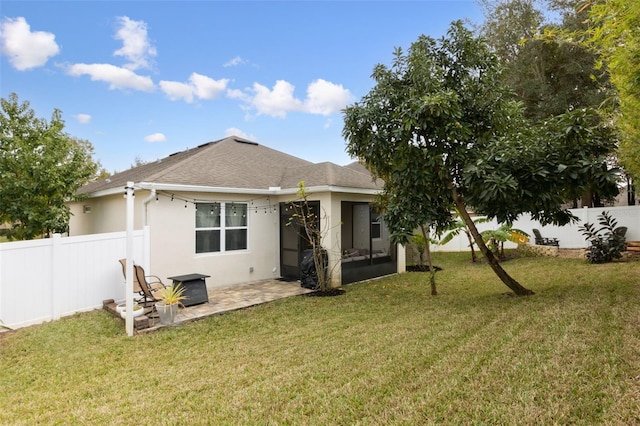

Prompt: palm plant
[
  {"left": 481, "top": 224, "right": 529, "bottom": 258},
  {"left": 439, "top": 210, "right": 490, "bottom": 262}
]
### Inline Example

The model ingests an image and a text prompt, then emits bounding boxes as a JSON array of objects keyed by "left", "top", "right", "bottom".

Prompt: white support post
[{"left": 125, "top": 182, "right": 135, "bottom": 336}]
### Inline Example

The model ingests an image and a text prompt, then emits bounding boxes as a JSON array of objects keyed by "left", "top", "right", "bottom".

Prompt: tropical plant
[
  {"left": 579, "top": 211, "right": 627, "bottom": 264},
  {"left": 439, "top": 211, "right": 490, "bottom": 263},
  {"left": 159, "top": 284, "right": 186, "bottom": 305},
  {"left": 481, "top": 224, "right": 529, "bottom": 258}
]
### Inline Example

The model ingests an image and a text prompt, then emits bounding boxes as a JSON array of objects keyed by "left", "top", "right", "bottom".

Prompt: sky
[{"left": 1, "top": 1, "right": 484, "bottom": 174}]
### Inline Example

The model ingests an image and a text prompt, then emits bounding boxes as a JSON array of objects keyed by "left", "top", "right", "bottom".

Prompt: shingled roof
[{"left": 79, "top": 136, "right": 382, "bottom": 195}]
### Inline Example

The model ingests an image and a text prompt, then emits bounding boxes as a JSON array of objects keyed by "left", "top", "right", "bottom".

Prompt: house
[{"left": 68, "top": 136, "right": 405, "bottom": 289}]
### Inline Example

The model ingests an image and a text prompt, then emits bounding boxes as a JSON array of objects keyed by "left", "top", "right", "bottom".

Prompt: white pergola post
[{"left": 125, "top": 181, "right": 135, "bottom": 336}]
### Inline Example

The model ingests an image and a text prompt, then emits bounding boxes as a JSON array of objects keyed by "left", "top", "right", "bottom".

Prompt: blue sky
[{"left": 1, "top": 1, "right": 483, "bottom": 173}]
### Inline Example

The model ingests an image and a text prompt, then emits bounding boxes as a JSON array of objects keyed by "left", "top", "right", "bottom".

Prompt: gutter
[{"left": 82, "top": 182, "right": 381, "bottom": 200}]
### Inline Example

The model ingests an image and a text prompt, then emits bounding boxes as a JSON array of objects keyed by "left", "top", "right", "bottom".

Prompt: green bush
[{"left": 579, "top": 211, "right": 626, "bottom": 263}]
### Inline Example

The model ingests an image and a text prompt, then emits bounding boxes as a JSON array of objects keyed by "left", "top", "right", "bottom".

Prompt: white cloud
[
  {"left": 224, "top": 128, "right": 256, "bottom": 140},
  {"left": 226, "top": 88, "right": 251, "bottom": 102},
  {"left": 67, "top": 63, "right": 155, "bottom": 92},
  {"left": 159, "top": 80, "right": 194, "bottom": 102},
  {"left": 113, "top": 16, "right": 156, "bottom": 71},
  {"left": 251, "top": 80, "right": 303, "bottom": 118},
  {"left": 191, "top": 73, "right": 229, "bottom": 99},
  {"left": 144, "top": 133, "right": 166, "bottom": 143},
  {"left": 236, "top": 79, "right": 352, "bottom": 118},
  {"left": 0, "top": 17, "right": 60, "bottom": 70},
  {"left": 223, "top": 56, "right": 246, "bottom": 67},
  {"left": 159, "top": 73, "right": 229, "bottom": 103},
  {"left": 304, "top": 79, "right": 352, "bottom": 116},
  {"left": 74, "top": 113, "right": 92, "bottom": 124}
]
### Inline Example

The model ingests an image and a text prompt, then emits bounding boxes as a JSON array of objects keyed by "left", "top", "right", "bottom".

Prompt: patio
[{"left": 104, "top": 279, "right": 314, "bottom": 333}]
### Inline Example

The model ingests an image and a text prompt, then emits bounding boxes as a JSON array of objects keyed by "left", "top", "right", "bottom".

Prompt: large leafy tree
[
  {"left": 0, "top": 93, "right": 100, "bottom": 240},
  {"left": 343, "top": 21, "right": 618, "bottom": 296},
  {"left": 479, "top": 0, "right": 617, "bottom": 207},
  {"left": 586, "top": 0, "right": 640, "bottom": 179},
  {"left": 478, "top": 0, "right": 543, "bottom": 64},
  {"left": 480, "top": 0, "right": 612, "bottom": 122}
]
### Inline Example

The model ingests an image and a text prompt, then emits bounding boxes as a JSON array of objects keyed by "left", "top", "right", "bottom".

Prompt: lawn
[{"left": 1, "top": 252, "right": 639, "bottom": 425}]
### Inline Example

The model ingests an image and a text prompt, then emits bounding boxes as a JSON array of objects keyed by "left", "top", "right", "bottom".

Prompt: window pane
[
  {"left": 226, "top": 229, "right": 247, "bottom": 251},
  {"left": 196, "top": 230, "right": 220, "bottom": 253},
  {"left": 196, "top": 203, "right": 220, "bottom": 228},
  {"left": 226, "top": 204, "right": 247, "bottom": 227},
  {"left": 371, "top": 223, "right": 381, "bottom": 239}
]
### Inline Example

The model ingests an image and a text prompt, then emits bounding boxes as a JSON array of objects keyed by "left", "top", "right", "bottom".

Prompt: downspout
[{"left": 142, "top": 186, "right": 156, "bottom": 227}]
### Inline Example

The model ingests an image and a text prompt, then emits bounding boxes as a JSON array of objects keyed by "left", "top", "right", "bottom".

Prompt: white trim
[{"left": 84, "top": 182, "right": 382, "bottom": 198}]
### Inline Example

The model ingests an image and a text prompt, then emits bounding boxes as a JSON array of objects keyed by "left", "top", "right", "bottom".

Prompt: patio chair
[
  {"left": 118, "top": 259, "right": 166, "bottom": 306},
  {"left": 133, "top": 264, "right": 167, "bottom": 306},
  {"left": 532, "top": 229, "right": 559, "bottom": 247}
]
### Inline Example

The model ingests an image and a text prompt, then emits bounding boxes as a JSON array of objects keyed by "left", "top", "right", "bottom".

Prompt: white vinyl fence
[
  {"left": 433, "top": 205, "right": 640, "bottom": 252},
  {"left": 0, "top": 228, "right": 149, "bottom": 330},
  {"left": 2, "top": 206, "right": 639, "bottom": 331}
]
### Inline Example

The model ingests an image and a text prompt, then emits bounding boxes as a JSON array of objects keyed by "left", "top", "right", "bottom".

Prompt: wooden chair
[{"left": 532, "top": 229, "right": 559, "bottom": 247}]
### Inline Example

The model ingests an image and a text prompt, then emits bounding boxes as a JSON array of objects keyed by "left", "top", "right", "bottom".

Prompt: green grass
[{"left": 1, "top": 252, "right": 639, "bottom": 425}]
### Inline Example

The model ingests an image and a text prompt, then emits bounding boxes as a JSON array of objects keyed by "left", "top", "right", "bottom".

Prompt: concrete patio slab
[{"left": 105, "top": 279, "right": 314, "bottom": 333}]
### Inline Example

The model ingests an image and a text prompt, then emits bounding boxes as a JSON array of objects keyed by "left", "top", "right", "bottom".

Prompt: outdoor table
[{"left": 167, "top": 273, "right": 210, "bottom": 307}]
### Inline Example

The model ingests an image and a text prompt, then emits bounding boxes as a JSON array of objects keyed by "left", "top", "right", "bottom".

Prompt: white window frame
[{"left": 195, "top": 202, "right": 248, "bottom": 254}]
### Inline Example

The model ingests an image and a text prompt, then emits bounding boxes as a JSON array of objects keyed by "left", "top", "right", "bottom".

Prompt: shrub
[{"left": 578, "top": 211, "right": 626, "bottom": 264}]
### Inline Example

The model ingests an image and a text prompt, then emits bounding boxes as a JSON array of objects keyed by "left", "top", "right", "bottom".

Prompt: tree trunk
[
  {"left": 420, "top": 224, "right": 437, "bottom": 296},
  {"left": 464, "top": 230, "right": 477, "bottom": 263},
  {"left": 451, "top": 188, "right": 534, "bottom": 296}
]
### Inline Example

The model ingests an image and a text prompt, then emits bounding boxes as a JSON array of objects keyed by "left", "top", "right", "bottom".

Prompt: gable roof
[{"left": 79, "top": 136, "right": 382, "bottom": 196}]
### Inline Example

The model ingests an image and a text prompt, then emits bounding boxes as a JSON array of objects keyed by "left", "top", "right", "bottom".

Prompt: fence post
[
  {"left": 0, "top": 247, "right": 3, "bottom": 326},
  {"left": 51, "top": 234, "right": 62, "bottom": 321}
]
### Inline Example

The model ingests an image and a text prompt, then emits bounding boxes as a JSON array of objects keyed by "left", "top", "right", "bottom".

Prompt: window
[
  {"left": 371, "top": 211, "right": 381, "bottom": 239},
  {"left": 196, "top": 202, "right": 247, "bottom": 253}
]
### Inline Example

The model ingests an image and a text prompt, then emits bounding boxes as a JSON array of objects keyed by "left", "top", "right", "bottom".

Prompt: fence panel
[
  {"left": 0, "top": 229, "right": 147, "bottom": 330},
  {"left": 432, "top": 206, "right": 640, "bottom": 252}
]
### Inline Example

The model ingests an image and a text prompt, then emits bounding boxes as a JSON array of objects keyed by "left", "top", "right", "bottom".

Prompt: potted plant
[{"left": 156, "top": 284, "right": 186, "bottom": 325}]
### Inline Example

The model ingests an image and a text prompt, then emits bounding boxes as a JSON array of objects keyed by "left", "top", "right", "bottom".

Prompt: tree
[
  {"left": 0, "top": 93, "right": 100, "bottom": 240},
  {"left": 586, "top": 0, "right": 640, "bottom": 180},
  {"left": 479, "top": 1, "right": 617, "bottom": 207},
  {"left": 478, "top": 0, "right": 543, "bottom": 63},
  {"left": 287, "top": 182, "right": 336, "bottom": 293},
  {"left": 343, "top": 21, "right": 619, "bottom": 296},
  {"left": 410, "top": 225, "right": 440, "bottom": 295},
  {"left": 480, "top": 0, "right": 613, "bottom": 122}
]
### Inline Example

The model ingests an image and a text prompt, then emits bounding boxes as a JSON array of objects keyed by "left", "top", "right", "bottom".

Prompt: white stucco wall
[
  {"left": 69, "top": 193, "right": 147, "bottom": 235},
  {"left": 146, "top": 191, "right": 282, "bottom": 289},
  {"left": 69, "top": 187, "right": 402, "bottom": 289}
]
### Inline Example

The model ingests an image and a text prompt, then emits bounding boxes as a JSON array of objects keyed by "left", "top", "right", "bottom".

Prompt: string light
[{"left": 151, "top": 191, "right": 286, "bottom": 214}]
